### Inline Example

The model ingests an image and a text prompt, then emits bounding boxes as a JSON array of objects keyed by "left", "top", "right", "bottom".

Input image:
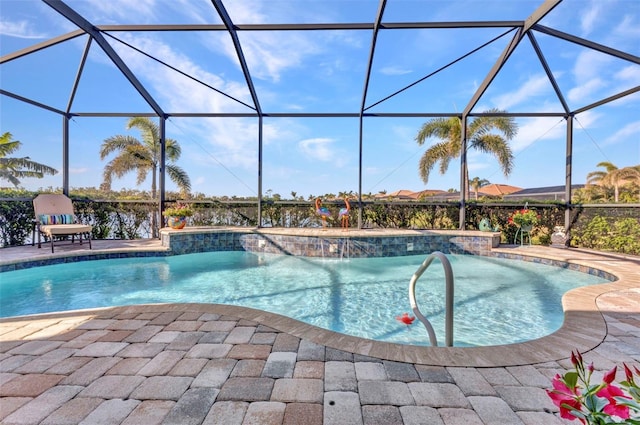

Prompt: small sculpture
[
  {"left": 315, "top": 198, "right": 331, "bottom": 229},
  {"left": 338, "top": 197, "right": 351, "bottom": 231},
  {"left": 551, "top": 226, "right": 567, "bottom": 248}
]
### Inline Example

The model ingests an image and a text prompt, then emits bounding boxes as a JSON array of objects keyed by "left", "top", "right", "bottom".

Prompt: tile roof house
[
  {"left": 503, "top": 185, "right": 585, "bottom": 202},
  {"left": 477, "top": 184, "right": 522, "bottom": 197},
  {"left": 374, "top": 189, "right": 447, "bottom": 200}
]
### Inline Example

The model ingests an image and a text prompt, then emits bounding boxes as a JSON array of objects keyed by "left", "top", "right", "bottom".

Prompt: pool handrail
[{"left": 409, "top": 251, "right": 454, "bottom": 347}]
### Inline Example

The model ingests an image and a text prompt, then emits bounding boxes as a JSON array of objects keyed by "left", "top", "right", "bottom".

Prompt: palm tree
[
  {"left": 586, "top": 161, "right": 632, "bottom": 203},
  {"left": 0, "top": 132, "right": 58, "bottom": 187},
  {"left": 100, "top": 117, "right": 191, "bottom": 198},
  {"left": 469, "top": 177, "right": 490, "bottom": 200},
  {"left": 619, "top": 165, "right": 640, "bottom": 202},
  {"left": 415, "top": 109, "right": 517, "bottom": 197},
  {"left": 100, "top": 117, "right": 191, "bottom": 236}
]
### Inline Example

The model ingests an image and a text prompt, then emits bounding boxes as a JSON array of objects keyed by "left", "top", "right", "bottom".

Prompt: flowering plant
[
  {"left": 508, "top": 208, "right": 539, "bottom": 227},
  {"left": 162, "top": 202, "right": 194, "bottom": 217},
  {"left": 547, "top": 350, "right": 640, "bottom": 424}
]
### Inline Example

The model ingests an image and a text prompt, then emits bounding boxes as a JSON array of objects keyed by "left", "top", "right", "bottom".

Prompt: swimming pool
[{"left": 0, "top": 251, "right": 610, "bottom": 347}]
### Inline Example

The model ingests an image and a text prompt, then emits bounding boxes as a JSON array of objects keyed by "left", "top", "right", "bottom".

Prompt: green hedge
[{"left": 1, "top": 191, "right": 638, "bottom": 255}]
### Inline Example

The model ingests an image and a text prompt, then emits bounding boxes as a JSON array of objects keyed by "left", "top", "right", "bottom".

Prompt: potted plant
[
  {"left": 508, "top": 208, "right": 539, "bottom": 231},
  {"left": 162, "top": 202, "right": 193, "bottom": 229}
]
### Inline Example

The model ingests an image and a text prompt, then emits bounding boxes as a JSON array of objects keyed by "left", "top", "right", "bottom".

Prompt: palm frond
[
  {"left": 415, "top": 117, "right": 460, "bottom": 146},
  {"left": 166, "top": 164, "right": 192, "bottom": 193},
  {"left": 418, "top": 141, "right": 451, "bottom": 184},
  {"left": 100, "top": 135, "right": 142, "bottom": 159},
  {"left": 165, "top": 139, "right": 182, "bottom": 161},
  {"left": 471, "top": 134, "right": 514, "bottom": 177},
  {"left": 127, "top": 117, "right": 159, "bottom": 148},
  {"left": 0, "top": 132, "right": 21, "bottom": 157},
  {"left": 0, "top": 169, "right": 21, "bottom": 186}
]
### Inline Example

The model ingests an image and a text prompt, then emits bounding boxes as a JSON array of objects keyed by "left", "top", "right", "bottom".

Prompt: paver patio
[{"left": 0, "top": 239, "right": 638, "bottom": 424}]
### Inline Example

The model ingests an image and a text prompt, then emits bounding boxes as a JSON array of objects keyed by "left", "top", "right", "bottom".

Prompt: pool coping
[{"left": 1, "top": 230, "right": 638, "bottom": 367}]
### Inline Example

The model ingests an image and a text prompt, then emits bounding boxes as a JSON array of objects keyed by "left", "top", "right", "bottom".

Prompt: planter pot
[
  {"left": 514, "top": 224, "right": 533, "bottom": 245},
  {"left": 520, "top": 224, "right": 533, "bottom": 232},
  {"left": 167, "top": 216, "right": 187, "bottom": 229}
]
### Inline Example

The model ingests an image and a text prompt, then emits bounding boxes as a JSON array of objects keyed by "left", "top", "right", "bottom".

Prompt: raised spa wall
[{"left": 160, "top": 228, "right": 501, "bottom": 258}]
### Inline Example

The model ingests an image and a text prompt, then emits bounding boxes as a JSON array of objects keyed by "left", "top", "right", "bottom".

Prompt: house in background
[
  {"left": 477, "top": 184, "right": 522, "bottom": 198},
  {"left": 374, "top": 189, "right": 447, "bottom": 201},
  {"left": 504, "top": 185, "right": 585, "bottom": 202},
  {"left": 374, "top": 184, "right": 586, "bottom": 202},
  {"left": 374, "top": 190, "right": 418, "bottom": 200},
  {"left": 412, "top": 189, "right": 448, "bottom": 200},
  {"left": 425, "top": 191, "right": 461, "bottom": 202}
]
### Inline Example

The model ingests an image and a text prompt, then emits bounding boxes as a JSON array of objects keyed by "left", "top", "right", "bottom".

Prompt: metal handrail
[{"left": 409, "top": 251, "right": 454, "bottom": 347}]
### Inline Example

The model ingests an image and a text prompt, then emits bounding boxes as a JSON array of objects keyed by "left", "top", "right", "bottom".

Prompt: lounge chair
[{"left": 33, "top": 194, "right": 93, "bottom": 253}]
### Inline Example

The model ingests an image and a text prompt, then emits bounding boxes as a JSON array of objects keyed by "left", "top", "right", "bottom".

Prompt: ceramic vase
[{"left": 167, "top": 216, "right": 187, "bottom": 229}]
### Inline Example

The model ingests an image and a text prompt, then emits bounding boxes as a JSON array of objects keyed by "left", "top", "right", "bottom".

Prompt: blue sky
[{"left": 1, "top": 0, "right": 639, "bottom": 198}]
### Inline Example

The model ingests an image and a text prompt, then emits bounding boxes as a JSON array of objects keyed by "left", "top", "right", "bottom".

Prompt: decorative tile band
[
  {"left": 0, "top": 230, "right": 616, "bottom": 282},
  {"left": 162, "top": 231, "right": 499, "bottom": 258},
  {"left": 489, "top": 251, "right": 617, "bottom": 281},
  {"left": 0, "top": 250, "right": 169, "bottom": 272}
]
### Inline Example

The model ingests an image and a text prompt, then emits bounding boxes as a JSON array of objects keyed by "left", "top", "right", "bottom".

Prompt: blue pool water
[{"left": 0, "top": 252, "right": 609, "bottom": 346}]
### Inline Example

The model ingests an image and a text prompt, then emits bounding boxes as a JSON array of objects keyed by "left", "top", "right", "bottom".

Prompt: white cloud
[
  {"left": 93, "top": 33, "right": 272, "bottom": 174},
  {"left": 78, "top": 0, "right": 214, "bottom": 25},
  {"left": 380, "top": 66, "right": 412, "bottom": 76},
  {"left": 567, "top": 78, "right": 606, "bottom": 103},
  {"left": 206, "top": 2, "right": 361, "bottom": 83},
  {"left": 220, "top": 31, "right": 320, "bottom": 83},
  {"left": 0, "top": 20, "right": 48, "bottom": 38},
  {"left": 210, "top": 2, "right": 319, "bottom": 82},
  {"left": 114, "top": 33, "right": 251, "bottom": 112},
  {"left": 510, "top": 116, "right": 567, "bottom": 152},
  {"left": 603, "top": 120, "right": 640, "bottom": 146},
  {"left": 565, "top": 12, "right": 640, "bottom": 104},
  {"left": 614, "top": 14, "right": 640, "bottom": 38},
  {"left": 81, "top": 0, "right": 158, "bottom": 23},
  {"left": 568, "top": 49, "right": 612, "bottom": 104},
  {"left": 173, "top": 116, "right": 260, "bottom": 172},
  {"left": 492, "top": 74, "right": 551, "bottom": 110},
  {"left": 572, "top": 110, "right": 600, "bottom": 129},
  {"left": 298, "top": 138, "right": 336, "bottom": 162},
  {"left": 573, "top": 50, "right": 612, "bottom": 82},
  {"left": 579, "top": 1, "right": 601, "bottom": 36},
  {"left": 615, "top": 65, "right": 640, "bottom": 85}
]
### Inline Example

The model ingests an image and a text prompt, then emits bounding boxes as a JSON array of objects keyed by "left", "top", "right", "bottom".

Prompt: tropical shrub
[
  {"left": 572, "top": 215, "right": 640, "bottom": 255},
  {"left": 0, "top": 188, "right": 33, "bottom": 247}
]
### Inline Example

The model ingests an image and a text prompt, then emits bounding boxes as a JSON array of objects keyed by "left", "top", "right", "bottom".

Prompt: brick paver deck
[{"left": 1, "top": 241, "right": 638, "bottom": 424}]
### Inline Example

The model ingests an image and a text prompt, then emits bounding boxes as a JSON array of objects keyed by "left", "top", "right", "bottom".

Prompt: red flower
[
  {"left": 547, "top": 375, "right": 585, "bottom": 422},
  {"left": 395, "top": 312, "right": 415, "bottom": 326},
  {"left": 597, "top": 384, "right": 631, "bottom": 419},
  {"left": 508, "top": 208, "right": 539, "bottom": 227},
  {"left": 624, "top": 363, "right": 635, "bottom": 384},
  {"left": 546, "top": 392, "right": 583, "bottom": 422},
  {"left": 571, "top": 351, "right": 580, "bottom": 367},
  {"left": 602, "top": 366, "right": 617, "bottom": 384},
  {"left": 548, "top": 352, "right": 640, "bottom": 423}
]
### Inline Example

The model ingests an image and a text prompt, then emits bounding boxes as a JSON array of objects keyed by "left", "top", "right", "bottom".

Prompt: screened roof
[{"left": 1, "top": 0, "right": 639, "bottom": 200}]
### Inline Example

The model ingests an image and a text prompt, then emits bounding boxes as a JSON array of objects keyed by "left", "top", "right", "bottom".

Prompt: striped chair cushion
[{"left": 39, "top": 214, "right": 75, "bottom": 225}]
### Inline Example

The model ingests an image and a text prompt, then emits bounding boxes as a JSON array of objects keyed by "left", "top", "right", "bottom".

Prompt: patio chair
[{"left": 33, "top": 194, "right": 93, "bottom": 253}]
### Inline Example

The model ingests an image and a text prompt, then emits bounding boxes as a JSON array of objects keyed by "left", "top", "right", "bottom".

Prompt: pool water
[{"left": 0, "top": 252, "right": 609, "bottom": 346}]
